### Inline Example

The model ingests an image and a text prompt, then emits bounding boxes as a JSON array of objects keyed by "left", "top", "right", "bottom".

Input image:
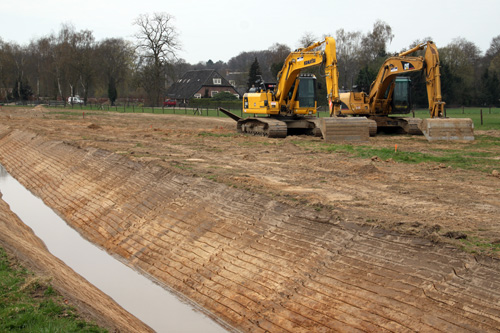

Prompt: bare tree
[
  {"left": 360, "top": 20, "right": 394, "bottom": 63},
  {"left": 52, "top": 24, "right": 78, "bottom": 103},
  {"left": 440, "top": 37, "right": 481, "bottom": 105},
  {"left": 486, "top": 35, "right": 500, "bottom": 74},
  {"left": 336, "top": 28, "right": 363, "bottom": 89},
  {"left": 96, "top": 38, "right": 135, "bottom": 105},
  {"left": 134, "top": 12, "right": 180, "bottom": 106},
  {"left": 298, "top": 32, "right": 318, "bottom": 48},
  {"left": 73, "top": 30, "right": 96, "bottom": 104},
  {"left": 268, "top": 43, "right": 291, "bottom": 78},
  {"left": 0, "top": 39, "right": 18, "bottom": 101},
  {"left": 486, "top": 35, "right": 500, "bottom": 58},
  {"left": 27, "top": 37, "right": 54, "bottom": 100}
]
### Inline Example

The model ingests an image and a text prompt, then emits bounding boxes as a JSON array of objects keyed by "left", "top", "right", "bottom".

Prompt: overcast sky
[{"left": 1, "top": 0, "right": 498, "bottom": 64}]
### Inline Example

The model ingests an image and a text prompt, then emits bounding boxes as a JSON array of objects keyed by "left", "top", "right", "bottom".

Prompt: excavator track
[
  {"left": 368, "top": 116, "right": 423, "bottom": 135},
  {"left": 401, "top": 117, "right": 424, "bottom": 135},
  {"left": 218, "top": 109, "right": 371, "bottom": 142},
  {"left": 237, "top": 118, "right": 288, "bottom": 138}
]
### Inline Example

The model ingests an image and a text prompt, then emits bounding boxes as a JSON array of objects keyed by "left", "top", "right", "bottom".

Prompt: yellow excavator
[
  {"left": 220, "top": 37, "right": 372, "bottom": 141},
  {"left": 338, "top": 41, "right": 474, "bottom": 141}
]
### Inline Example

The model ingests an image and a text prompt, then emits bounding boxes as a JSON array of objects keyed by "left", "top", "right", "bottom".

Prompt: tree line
[{"left": 1, "top": 15, "right": 499, "bottom": 108}]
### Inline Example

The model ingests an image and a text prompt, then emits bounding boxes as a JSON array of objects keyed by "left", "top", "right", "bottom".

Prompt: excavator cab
[
  {"left": 391, "top": 77, "right": 411, "bottom": 114},
  {"left": 296, "top": 74, "right": 317, "bottom": 108}
]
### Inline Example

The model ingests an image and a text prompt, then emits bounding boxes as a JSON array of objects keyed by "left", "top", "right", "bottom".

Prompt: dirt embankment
[
  {"left": 0, "top": 194, "right": 152, "bottom": 332},
  {"left": 0, "top": 108, "right": 500, "bottom": 331}
]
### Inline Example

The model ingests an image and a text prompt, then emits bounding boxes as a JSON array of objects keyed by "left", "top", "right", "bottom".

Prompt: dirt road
[{"left": 0, "top": 106, "right": 499, "bottom": 331}]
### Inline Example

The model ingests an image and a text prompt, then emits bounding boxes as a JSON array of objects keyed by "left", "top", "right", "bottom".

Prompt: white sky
[{"left": 1, "top": 0, "right": 498, "bottom": 64}]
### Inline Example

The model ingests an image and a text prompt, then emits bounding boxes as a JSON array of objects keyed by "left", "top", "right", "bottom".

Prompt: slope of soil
[
  {"left": 0, "top": 107, "right": 500, "bottom": 331},
  {"left": 0, "top": 196, "right": 152, "bottom": 332}
]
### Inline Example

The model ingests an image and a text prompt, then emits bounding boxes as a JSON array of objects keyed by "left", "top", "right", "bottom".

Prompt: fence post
[{"left": 481, "top": 109, "right": 483, "bottom": 125}]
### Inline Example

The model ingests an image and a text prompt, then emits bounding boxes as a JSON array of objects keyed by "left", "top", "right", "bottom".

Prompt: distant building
[
  {"left": 165, "top": 69, "right": 241, "bottom": 105},
  {"left": 224, "top": 70, "right": 248, "bottom": 97}
]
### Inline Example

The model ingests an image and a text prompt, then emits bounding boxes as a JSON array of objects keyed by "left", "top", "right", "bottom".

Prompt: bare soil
[
  {"left": 1, "top": 106, "right": 500, "bottom": 332},
  {"left": 0, "top": 191, "right": 153, "bottom": 332}
]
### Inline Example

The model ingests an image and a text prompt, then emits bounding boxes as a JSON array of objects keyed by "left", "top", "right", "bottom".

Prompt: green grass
[
  {"left": 459, "top": 236, "right": 500, "bottom": 254},
  {"left": 6, "top": 105, "right": 500, "bottom": 130},
  {"left": 400, "top": 107, "right": 500, "bottom": 130},
  {"left": 294, "top": 133, "right": 500, "bottom": 173},
  {"left": 0, "top": 247, "right": 106, "bottom": 332}
]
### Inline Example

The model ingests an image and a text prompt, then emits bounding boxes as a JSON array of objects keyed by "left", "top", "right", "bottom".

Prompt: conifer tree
[{"left": 247, "top": 57, "right": 262, "bottom": 90}]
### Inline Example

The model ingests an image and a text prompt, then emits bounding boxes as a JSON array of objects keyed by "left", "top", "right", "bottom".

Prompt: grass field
[
  {"left": 0, "top": 247, "right": 106, "bottom": 332},
  {"left": 291, "top": 133, "right": 500, "bottom": 174},
  {"left": 412, "top": 107, "right": 500, "bottom": 130},
  {"left": 33, "top": 104, "right": 500, "bottom": 130}
]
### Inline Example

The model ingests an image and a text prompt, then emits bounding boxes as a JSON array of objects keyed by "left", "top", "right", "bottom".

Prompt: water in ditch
[{"left": 0, "top": 164, "right": 228, "bottom": 332}]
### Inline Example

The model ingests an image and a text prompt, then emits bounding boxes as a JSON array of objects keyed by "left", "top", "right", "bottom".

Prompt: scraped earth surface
[{"left": 0, "top": 106, "right": 500, "bottom": 332}]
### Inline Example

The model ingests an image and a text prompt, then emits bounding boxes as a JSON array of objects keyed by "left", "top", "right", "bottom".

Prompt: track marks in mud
[{"left": 1, "top": 128, "right": 500, "bottom": 332}]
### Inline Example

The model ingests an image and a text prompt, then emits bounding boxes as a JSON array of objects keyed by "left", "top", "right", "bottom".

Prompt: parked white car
[{"left": 68, "top": 96, "right": 84, "bottom": 104}]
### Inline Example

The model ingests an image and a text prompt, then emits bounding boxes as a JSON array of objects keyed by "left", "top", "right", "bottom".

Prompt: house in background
[
  {"left": 165, "top": 69, "right": 241, "bottom": 105},
  {"left": 224, "top": 70, "right": 248, "bottom": 97}
]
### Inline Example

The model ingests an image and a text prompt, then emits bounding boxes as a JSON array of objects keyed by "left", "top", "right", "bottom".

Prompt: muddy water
[{"left": 0, "top": 165, "right": 227, "bottom": 332}]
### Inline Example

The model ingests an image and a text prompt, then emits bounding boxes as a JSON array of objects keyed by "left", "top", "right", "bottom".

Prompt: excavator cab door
[
  {"left": 296, "top": 75, "right": 317, "bottom": 108},
  {"left": 391, "top": 77, "right": 412, "bottom": 114}
]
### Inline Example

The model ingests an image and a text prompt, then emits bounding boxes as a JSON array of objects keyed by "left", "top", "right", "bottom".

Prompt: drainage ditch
[{"left": 0, "top": 164, "right": 227, "bottom": 332}]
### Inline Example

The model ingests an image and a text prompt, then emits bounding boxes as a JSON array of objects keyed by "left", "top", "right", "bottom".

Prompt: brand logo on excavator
[
  {"left": 304, "top": 59, "right": 316, "bottom": 65},
  {"left": 402, "top": 61, "right": 415, "bottom": 71}
]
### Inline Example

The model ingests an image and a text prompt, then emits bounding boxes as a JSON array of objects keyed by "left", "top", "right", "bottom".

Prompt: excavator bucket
[
  {"left": 420, "top": 118, "right": 474, "bottom": 141},
  {"left": 319, "top": 117, "right": 372, "bottom": 142}
]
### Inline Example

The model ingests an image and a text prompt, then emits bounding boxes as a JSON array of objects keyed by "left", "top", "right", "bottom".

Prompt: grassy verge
[
  {"left": 398, "top": 107, "right": 500, "bottom": 130},
  {"left": 458, "top": 235, "right": 500, "bottom": 255},
  {"left": 4, "top": 105, "right": 500, "bottom": 130},
  {"left": 0, "top": 247, "right": 106, "bottom": 332},
  {"left": 294, "top": 133, "right": 500, "bottom": 174}
]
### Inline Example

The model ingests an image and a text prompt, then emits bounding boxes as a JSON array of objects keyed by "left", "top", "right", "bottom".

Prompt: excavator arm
[
  {"left": 421, "top": 42, "right": 445, "bottom": 118},
  {"left": 367, "top": 56, "right": 424, "bottom": 113},
  {"left": 274, "top": 37, "right": 340, "bottom": 115},
  {"left": 367, "top": 41, "right": 445, "bottom": 117}
]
